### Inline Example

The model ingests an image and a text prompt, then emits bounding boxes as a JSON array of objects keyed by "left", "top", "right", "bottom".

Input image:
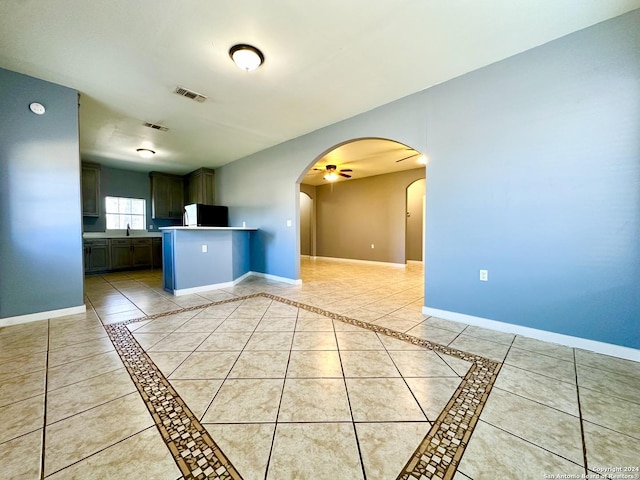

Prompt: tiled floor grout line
[
  {"left": 198, "top": 300, "right": 274, "bottom": 427},
  {"left": 43, "top": 424, "right": 157, "bottom": 478},
  {"left": 261, "top": 305, "right": 300, "bottom": 480},
  {"left": 477, "top": 419, "right": 585, "bottom": 469},
  {"left": 332, "top": 320, "right": 369, "bottom": 480},
  {"left": 574, "top": 349, "right": 590, "bottom": 476},
  {"left": 40, "top": 318, "right": 51, "bottom": 480},
  {"left": 97, "top": 291, "right": 503, "bottom": 480},
  {"left": 158, "top": 305, "right": 244, "bottom": 385},
  {"left": 45, "top": 389, "right": 136, "bottom": 427},
  {"left": 501, "top": 362, "right": 580, "bottom": 386},
  {"left": 488, "top": 385, "right": 581, "bottom": 418},
  {"left": 379, "top": 333, "right": 436, "bottom": 424},
  {"left": 92, "top": 274, "right": 183, "bottom": 318}
]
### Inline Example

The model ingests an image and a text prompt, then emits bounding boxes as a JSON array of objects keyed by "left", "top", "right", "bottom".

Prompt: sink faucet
[{"left": 126, "top": 223, "right": 130, "bottom": 236}]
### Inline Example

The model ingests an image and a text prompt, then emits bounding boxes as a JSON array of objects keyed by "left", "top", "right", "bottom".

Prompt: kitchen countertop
[
  {"left": 83, "top": 231, "right": 163, "bottom": 239},
  {"left": 159, "top": 226, "right": 257, "bottom": 231}
]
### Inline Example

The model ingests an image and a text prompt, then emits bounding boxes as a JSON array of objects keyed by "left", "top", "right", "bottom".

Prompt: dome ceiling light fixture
[
  {"left": 136, "top": 148, "right": 155, "bottom": 159},
  {"left": 229, "top": 44, "right": 264, "bottom": 72}
]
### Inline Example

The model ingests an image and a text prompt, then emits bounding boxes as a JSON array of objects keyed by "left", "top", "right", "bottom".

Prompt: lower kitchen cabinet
[
  {"left": 84, "top": 239, "right": 110, "bottom": 273},
  {"left": 152, "top": 237, "right": 162, "bottom": 269},
  {"left": 110, "top": 239, "right": 133, "bottom": 270},
  {"left": 84, "top": 237, "right": 159, "bottom": 273},
  {"left": 132, "top": 239, "right": 152, "bottom": 267},
  {"left": 110, "top": 238, "right": 153, "bottom": 270}
]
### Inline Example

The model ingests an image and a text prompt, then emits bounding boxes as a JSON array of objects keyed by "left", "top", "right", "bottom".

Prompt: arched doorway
[
  {"left": 297, "top": 137, "right": 426, "bottom": 268},
  {"left": 406, "top": 178, "right": 426, "bottom": 262},
  {"left": 299, "top": 191, "right": 313, "bottom": 256}
]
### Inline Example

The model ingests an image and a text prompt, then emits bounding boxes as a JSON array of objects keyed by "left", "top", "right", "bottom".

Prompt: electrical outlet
[
  {"left": 202, "top": 245, "right": 208, "bottom": 253},
  {"left": 286, "top": 220, "right": 292, "bottom": 227},
  {"left": 479, "top": 269, "right": 488, "bottom": 281}
]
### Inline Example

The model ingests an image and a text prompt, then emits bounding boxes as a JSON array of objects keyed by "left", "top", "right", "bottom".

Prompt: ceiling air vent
[
  {"left": 174, "top": 86, "right": 208, "bottom": 103},
  {"left": 143, "top": 122, "right": 169, "bottom": 132}
]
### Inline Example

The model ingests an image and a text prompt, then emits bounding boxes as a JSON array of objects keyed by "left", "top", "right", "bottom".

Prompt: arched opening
[
  {"left": 297, "top": 137, "right": 426, "bottom": 272},
  {"left": 299, "top": 191, "right": 314, "bottom": 257},
  {"left": 406, "top": 178, "right": 426, "bottom": 262}
]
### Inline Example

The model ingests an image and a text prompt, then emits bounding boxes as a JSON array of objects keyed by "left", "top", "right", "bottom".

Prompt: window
[{"left": 105, "top": 196, "right": 146, "bottom": 230}]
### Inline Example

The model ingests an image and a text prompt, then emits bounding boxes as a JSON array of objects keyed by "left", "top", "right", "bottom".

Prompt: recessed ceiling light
[
  {"left": 136, "top": 148, "right": 155, "bottom": 159},
  {"left": 229, "top": 44, "right": 264, "bottom": 71}
]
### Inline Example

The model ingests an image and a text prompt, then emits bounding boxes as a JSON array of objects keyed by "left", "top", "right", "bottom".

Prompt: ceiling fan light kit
[
  {"left": 229, "top": 44, "right": 264, "bottom": 71},
  {"left": 319, "top": 164, "right": 352, "bottom": 181}
]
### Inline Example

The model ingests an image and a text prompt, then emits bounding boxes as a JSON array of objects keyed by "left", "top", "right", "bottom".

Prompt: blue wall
[
  {"left": 216, "top": 11, "right": 640, "bottom": 349},
  {"left": 0, "top": 68, "right": 84, "bottom": 318},
  {"left": 423, "top": 11, "right": 640, "bottom": 348}
]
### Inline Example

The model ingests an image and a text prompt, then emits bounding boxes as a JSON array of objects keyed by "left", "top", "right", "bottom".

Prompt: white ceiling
[{"left": 1, "top": 1, "right": 638, "bottom": 176}]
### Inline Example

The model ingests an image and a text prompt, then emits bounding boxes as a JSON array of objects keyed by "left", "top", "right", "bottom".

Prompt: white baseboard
[
  {"left": 170, "top": 272, "right": 253, "bottom": 296},
  {"left": 422, "top": 306, "right": 640, "bottom": 362},
  {"left": 0, "top": 304, "right": 87, "bottom": 328},
  {"left": 250, "top": 271, "right": 303, "bottom": 285},
  {"left": 310, "top": 256, "right": 406, "bottom": 268}
]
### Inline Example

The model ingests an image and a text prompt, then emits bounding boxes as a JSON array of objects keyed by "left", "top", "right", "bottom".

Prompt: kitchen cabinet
[
  {"left": 186, "top": 168, "right": 215, "bottom": 205},
  {"left": 81, "top": 163, "right": 101, "bottom": 217},
  {"left": 132, "top": 239, "right": 152, "bottom": 267},
  {"left": 110, "top": 239, "right": 133, "bottom": 270},
  {"left": 84, "top": 239, "right": 110, "bottom": 272},
  {"left": 109, "top": 238, "right": 152, "bottom": 270},
  {"left": 152, "top": 237, "right": 162, "bottom": 269},
  {"left": 150, "top": 172, "right": 184, "bottom": 220}
]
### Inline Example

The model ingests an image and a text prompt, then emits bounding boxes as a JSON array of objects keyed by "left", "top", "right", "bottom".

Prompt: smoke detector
[{"left": 174, "top": 86, "right": 208, "bottom": 103}]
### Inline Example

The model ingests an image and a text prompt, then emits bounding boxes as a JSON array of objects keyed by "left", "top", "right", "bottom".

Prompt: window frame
[{"left": 104, "top": 196, "right": 147, "bottom": 231}]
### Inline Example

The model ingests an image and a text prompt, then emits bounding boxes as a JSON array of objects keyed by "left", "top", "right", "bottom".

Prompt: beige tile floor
[{"left": 1, "top": 258, "right": 639, "bottom": 479}]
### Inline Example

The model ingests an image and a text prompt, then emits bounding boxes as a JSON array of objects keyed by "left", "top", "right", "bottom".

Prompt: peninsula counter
[{"left": 160, "top": 226, "right": 256, "bottom": 296}]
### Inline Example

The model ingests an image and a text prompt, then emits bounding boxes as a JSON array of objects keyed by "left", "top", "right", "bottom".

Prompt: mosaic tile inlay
[
  {"left": 105, "top": 321, "right": 243, "bottom": 480},
  {"left": 104, "top": 292, "right": 501, "bottom": 480}
]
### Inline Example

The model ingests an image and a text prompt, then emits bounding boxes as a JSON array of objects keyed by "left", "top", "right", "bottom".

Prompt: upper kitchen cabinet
[
  {"left": 150, "top": 172, "right": 184, "bottom": 220},
  {"left": 81, "top": 163, "right": 101, "bottom": 217},
  {"left": 186, "top": 168, "right": 215, "bottom": 205}
]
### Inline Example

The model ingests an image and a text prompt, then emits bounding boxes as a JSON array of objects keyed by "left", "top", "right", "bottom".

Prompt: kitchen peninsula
[{"left": 160, "top": 226, "right": 256, "bottom": 295}]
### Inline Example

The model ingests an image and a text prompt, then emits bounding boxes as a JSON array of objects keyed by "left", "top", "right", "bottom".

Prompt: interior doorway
[
  {"left": 299, "top": 192, "right": 313, "bottom": 256},
  {"left": 406, "top": 178, "right": 426, "bottom": 262},
  {"left": 297, "top": 137, "right": 426, "bottom": 267}
]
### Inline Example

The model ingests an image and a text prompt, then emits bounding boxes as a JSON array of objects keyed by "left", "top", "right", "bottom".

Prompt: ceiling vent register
[
  {"left": 143, "top": 122, "right": 169, "bottom": 132},
  {"left": 174, "top": 86, "right": 208, "bottom": 103}
]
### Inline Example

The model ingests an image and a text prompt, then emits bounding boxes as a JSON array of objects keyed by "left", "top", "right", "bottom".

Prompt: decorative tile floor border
[
  {"left": 103, "top": 292, "right": 501, "bottom": 480},
  {"left": 105, "top": 322, "right": 242, "bottom": 480}
]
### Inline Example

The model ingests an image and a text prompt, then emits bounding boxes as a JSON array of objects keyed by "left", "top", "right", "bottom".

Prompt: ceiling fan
[{"left": 311, "top": 164, "right": 353, "bottom": 181}]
